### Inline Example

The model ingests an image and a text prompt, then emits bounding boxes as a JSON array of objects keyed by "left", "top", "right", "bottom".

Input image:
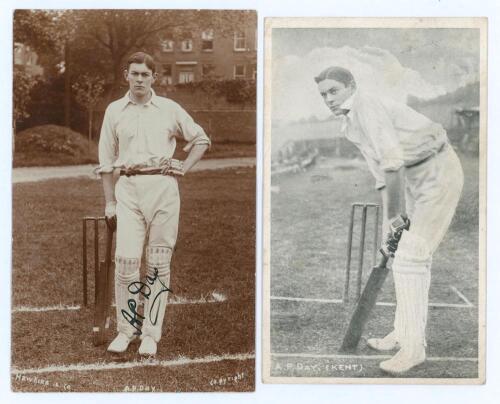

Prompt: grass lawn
[
  {"left": 11, "top": 167, "right": 255, "bottom": 392},
  {"left": 269, "top": 151, "right": 480, "bottom": 379}
]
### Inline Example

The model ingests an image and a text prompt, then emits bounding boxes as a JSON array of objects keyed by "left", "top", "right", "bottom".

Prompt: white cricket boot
[
  {"left": 138, "top": 335, "right": 157, "bottom": 356},
  {"left": 379, "top": 344, "right": 426, "bottom": 375},
  {"left": 107, "top": 332, "right": 136, "bottom": 353},
  {"left": 367, "top": 330, "right": 399, "bottom": 351}
]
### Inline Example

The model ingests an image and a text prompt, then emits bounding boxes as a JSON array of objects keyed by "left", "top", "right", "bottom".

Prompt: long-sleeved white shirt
[
  {"left": 339, "top": 90, "right": 448, "bottom": 189},
  {"left": 97, "top": 90, "right": 211, "bottom": 173}
]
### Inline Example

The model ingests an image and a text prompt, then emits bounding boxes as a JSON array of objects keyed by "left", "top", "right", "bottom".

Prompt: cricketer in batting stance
[
  {"left": 315, "top": 66, "right": 464, "bottom": 374},
  {"left": 97, "top": 52, "right": 210, "bottom": 355}
]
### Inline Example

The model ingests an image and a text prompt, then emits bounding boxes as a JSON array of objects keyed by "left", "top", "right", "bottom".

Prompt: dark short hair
[
  {"left": 314, "top": 66, "right": 356, "bottom": 87},
  {"left": 126, "top": 52, "right": 156, "bottom": 74}
]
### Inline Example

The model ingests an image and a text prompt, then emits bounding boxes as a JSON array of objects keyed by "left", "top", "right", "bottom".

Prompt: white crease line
[
  {"left": 375, "top": 301, "right": 472, "bottom": 308},
  {"left": 11, "top": 353, "right": 255, "bottom": 376},
  {"left": 271, "top": 296, "right": 343, "bottom": 304},
  {"left": 271, "top": 296, "right": 474, "bottom": 308},
  {"left": 271, "top": 353, "right": 478, "bottom": 362},
  {"left": 450, "top": 285, "right": 474, "bottom": 307},
  {"left": 13, "top": 293, "right": 228, "bottom": 313},
  {"left": 168, "top": 292, "right": 227, "bottom": 305},
  {"left": 12, "top": 305, "right": 80, "bottom": 313}
]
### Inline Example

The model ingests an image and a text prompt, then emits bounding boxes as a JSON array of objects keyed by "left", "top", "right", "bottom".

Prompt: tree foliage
[
  {"left": 13, "top": 10, "right": 67, "bottom": 77},
  {"left": 72, "top": 75, "right": 105, "bottom": 112},
  {"left": 13, "top": 10, "right": 61, "bottom": 52},
  {"left": 13, "top": 66, "right": 40, "bottom": 125}
]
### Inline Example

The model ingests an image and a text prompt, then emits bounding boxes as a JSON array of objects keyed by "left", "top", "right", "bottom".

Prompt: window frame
[
  {"left": 160, "top": 39, "right": 174, "bottom": 53},
  {"left": 178, "top": 70, "right": 195, "bottom": 83},
  {"left": 180, "top": 39, "right": 193, "bottom": 53},
  {"left": 233, "top": 31, "right": 247, "bottom": 51},
  {"left": 233, "top": 64, "right": 246, "bottom": 79},
  {"left": 201, "top": 29, "right": 214, "bottom": 52}
]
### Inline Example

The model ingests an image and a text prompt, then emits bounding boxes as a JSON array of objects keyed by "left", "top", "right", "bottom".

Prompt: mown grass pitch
[
  {"left": 270, "top": 153, "right": 480, "bottom": 379},
  {"left": 11, "top": 167, "right": 255, "bottom": 392}
]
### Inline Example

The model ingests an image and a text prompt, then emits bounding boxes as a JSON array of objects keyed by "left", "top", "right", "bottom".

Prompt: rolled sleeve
[
  {"left": 96, "top": 107, "right": 118, "bottom": 174},
  {"left": 174, "top": 105, "right": 211, "bottom": 153},
  {"left": 356, "top": 96, "right": 404, "bottom": 172},
  {"left": 360, "top": 150, "right": 386, "bottom": 190}
]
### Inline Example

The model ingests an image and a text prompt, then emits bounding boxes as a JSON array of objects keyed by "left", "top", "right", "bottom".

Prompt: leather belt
[
  {"left": 119, "top": 168, "right": 163, "bottom": 177},
  {"left": 405, "top": 142, "right": 448, "bottom": 169}
]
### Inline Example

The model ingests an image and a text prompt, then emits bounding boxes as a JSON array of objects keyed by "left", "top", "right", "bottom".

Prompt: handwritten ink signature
[{"left": 121, "top": 267, "right": 172, "bottom": 336}]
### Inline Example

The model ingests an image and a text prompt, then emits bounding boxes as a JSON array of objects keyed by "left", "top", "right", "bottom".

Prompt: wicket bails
[
  {"left": 343, "top": 203, "right": 380, "bottom": 303},
  {"left": 82, "top": 216, "right": 106, "bottom": 307}
]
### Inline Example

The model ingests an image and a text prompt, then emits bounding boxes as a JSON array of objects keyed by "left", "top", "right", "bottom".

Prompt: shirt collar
[
  {"left": 337, "top": 91, "right": 357, "bottom": 133},
  {"left": 340, "top": 90, "right": 356, "bottom": 119},
  {"left": 118, "top": 88, "right": 160, "bottom": 110}
]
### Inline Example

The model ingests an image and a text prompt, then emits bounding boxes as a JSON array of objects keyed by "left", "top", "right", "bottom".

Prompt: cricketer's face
[
  {"left": 125, "top": 62, "right": 156, "bottom": 99},
  {"left": 317, "top": 78, "right": 355, "bottom": 116}
]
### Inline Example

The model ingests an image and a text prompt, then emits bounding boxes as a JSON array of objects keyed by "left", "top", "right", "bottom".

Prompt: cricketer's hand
[
  {"left": 382, "top": 214, "right": 410, "bottom": 257},
  {"left": 160, "top": 157, "right": 184, "bottom": 176}
]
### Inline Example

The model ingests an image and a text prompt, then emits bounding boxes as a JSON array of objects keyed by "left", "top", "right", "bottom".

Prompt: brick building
[{"left": 154, "top": 27, "right": 257, "bottom": 86}]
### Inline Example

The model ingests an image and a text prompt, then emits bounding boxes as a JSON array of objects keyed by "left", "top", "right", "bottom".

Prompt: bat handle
[
  {"left": 377, "top": 215, "right": 410, "bottom": 268},
  {"left": 377, "top": 248, "right": 391, "bottom": 268}
]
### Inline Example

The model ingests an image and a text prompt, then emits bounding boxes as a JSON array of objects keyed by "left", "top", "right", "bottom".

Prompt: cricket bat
[
  {"left": 339, "top": 251, "right": 390, "bottom": 353},
  {"left": 339, "top": 214, "right": 409, "bottom": 353},
  {"left": 92, "top": 220, "right": 115, "bottom": 346}
]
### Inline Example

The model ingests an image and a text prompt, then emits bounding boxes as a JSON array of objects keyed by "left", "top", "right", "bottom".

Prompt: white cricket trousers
[
  {"left": 115, "top": 175, "right": 180, "bottom": 257},
  {"left": 392, "top": 144, "right": 464, "bottom": 351},
  {"left": 114, "top": 175, "right": 180, "bottom": 341}
]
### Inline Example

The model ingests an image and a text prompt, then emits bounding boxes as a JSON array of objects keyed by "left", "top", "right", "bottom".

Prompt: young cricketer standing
[
  {"left": 97, "top": 52, "right": 210, "bottom": 355},
  {"left": 315, "top": 66, "right": 463, "bottom": 374}
]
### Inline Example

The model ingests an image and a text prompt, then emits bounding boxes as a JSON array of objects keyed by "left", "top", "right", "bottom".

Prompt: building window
[
  {"left": 161, "top": 39, "right": 174, "bottom": 52},
  {"left": 181, "top": 39, "right": 193, "bottom": 52},
  {"left": 179, "top": 71, "right": 194, "bottom": 83},
  {"left": 14, "top": 50, "right": 22, "bottom": 65},
  {"left": 161, "top": 64, "right": 172, "bottom": 85},
  {"left": 201, "top": 30, "right": 214, "bottom": 52},
  {"left": 234, "top": 31, "right": 246, "bottom": 51},
  {"left": 202, "top": 64, "right": 216, "bottom": 78},
  {"left": 234, "top": 64, "right": 246, "bottom": 79},
  {"left": 14, "top": 43, "right": 23, "bottom": 65},
  {"left": 26, "top": 53, "right": 34, "bottom": 66}
]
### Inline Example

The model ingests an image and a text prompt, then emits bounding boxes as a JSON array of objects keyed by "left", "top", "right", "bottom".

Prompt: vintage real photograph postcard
[
  {"left": 263, "top": 17, "right": 486, "bottom": 383},
  {"left": 11, "top": 9, "right": 256, "bottom": 392}
]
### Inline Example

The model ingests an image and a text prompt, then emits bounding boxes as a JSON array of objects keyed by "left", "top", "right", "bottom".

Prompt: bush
[
  {"left": 189, "top": 110, "right": 255, "bottom": 143},
  {"left": 13, "top": 124, "right": 98, "bottom": 167},
  {"left": 175, "top": 79, "right": 256, "bottom": 107}
]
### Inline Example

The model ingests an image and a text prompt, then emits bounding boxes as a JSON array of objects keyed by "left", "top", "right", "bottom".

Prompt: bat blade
[
  {"left": 92, "top": 259, "right": 109, "bottom": 346},
  {"left": 92, "top": 224, "right": 114, "bottom": 346},
  {"left": 339, "top": 257, "right": 390, "bottom": 353}
]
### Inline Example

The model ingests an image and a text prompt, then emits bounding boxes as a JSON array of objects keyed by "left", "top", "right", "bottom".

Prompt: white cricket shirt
[
  {"left": 97, "top": 90, "right": 211, "bottom": 173},
  {"left": 339, "top": 90, "right": 448, "bottom": 189}
]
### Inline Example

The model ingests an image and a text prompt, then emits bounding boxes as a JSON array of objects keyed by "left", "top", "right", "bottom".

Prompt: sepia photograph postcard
[
  {"left": 263, "top": 17, "right": 487, "bottom": 384},
  {"left": 11, "top": 9, "right": 256, "bottom": 392}
]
